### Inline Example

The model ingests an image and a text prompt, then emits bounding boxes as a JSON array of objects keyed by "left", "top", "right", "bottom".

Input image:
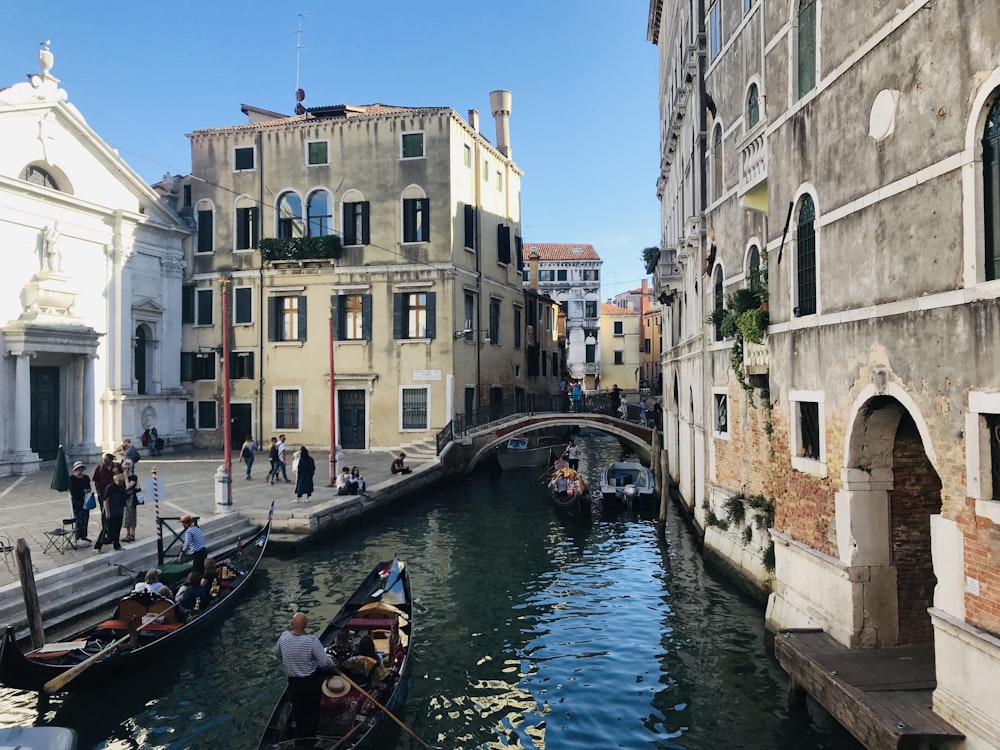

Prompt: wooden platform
[{"left": 774, "top": 629, "right": 964, "bottom": 750}]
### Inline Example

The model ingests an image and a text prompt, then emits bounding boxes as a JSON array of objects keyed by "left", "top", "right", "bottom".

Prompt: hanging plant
[{"left": 704, "top": 260, "right": 769, "bottom": 399}]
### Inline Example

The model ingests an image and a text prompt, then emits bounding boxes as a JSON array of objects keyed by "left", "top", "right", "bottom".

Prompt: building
[
  {"left": 177, "top": 91, "right": 537, "bottom": 455},
  {"left": 0, "top": 43, "right": 189, "bottom": 475},
  {"left": 612, "top": 279, "right": 660, "bottom": 390},
  {"left": 598, "top": 302, "right": 640, "bottom": 392},
  {"left": 648, "top": 1, "right": 1000, "bottom": 746},
  {"left": 521, "top": 243, "right": 603, "bottom": 389}
]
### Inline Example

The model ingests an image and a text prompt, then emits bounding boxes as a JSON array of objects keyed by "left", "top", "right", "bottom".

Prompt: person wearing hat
[
  {"left": 177, "top": 515, "right": 208, "bottom": 576},
  {"left": 274, "top": 611, "right": 333, "bottom": 746},
  {"left": 390, "top": 452, "right": 411, "bottom": 475},
  {"left": 68, "top": 460, "right": 93, "bottom": 544}
]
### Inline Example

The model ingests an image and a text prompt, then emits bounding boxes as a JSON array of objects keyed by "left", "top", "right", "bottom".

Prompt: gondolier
[
  {"left": 177, "top": 515, "right": 207, "bottom": 576},
  {"left": 274, "top": 612, "right": 333, "bottom": 747},
  {"left": 562, "top": 439, "right": 581, "bottom": 470}
]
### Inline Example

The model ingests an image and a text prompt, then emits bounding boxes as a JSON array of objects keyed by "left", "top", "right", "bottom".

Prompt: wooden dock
[{"left": 774, "top": 629, "right": 964, "bottom": 750}]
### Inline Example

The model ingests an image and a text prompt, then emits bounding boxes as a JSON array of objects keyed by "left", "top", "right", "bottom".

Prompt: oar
[
  {"left": 333, "top": 667, "right": 440, "bottom": 750},
  {"left": 43, "top": 601, "right": 180, "bottom": 694},
  {"left": 329, "top": 716, "right": 367, "bottom": 749}
]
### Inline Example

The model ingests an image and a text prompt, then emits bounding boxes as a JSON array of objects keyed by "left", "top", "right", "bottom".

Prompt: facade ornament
[
  {"left": 40, "top": 222, "right": 62, "bottom": 273},
  {"left": 872, "top": 367, "right": 888, "bottom": 395},
  {"left": 38, "top": 41, "right": 54, "bottom": 77},
  {"left": 160, "top": 256, "right": 187, "bottom": 276}
]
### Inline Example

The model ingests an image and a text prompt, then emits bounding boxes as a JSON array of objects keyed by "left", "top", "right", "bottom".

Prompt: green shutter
[
  {"left": 361, "top": 294, "right": 372, "bottom": 340},
  {"left": 403, "top": 200, "right": 415, "bottom": 242},
  {"left": 421, "top": 198, "right": 430, "bottom": 241},
  {"left": 197, "top": 210, "right": 213, "bottom": 253},
  {"left": 425, "top": 292, "right": 436, "bottom": 340},
  {"left": 182, "top": 285, "right": 195, "bottom": 324},
  {"left": 297, "top": 295, "right": 308, "bottom": 341},
  {"left": 464, "top": 204, "right": 475, "bottom": 249},
  {"left": 393, "top": 293, "right": 404, "bottom": 338},
  {"left": 342, "top": 204, "right": 356, "bottom": 246},
  {"left": 330, "top": 295, "right": 342, "bottom": 340},
  {"left": 180, "top": 352, "right": 193, "bottom": 382},
  {"left": 267, "top": 296, "right": 278, "bottom": 341},
  {"left": 361, "top": 202, "right": 371, "bottom": 245}
]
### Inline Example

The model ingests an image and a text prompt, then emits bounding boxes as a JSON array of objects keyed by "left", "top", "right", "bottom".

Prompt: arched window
[
  {"left": 796, "top": 195, "right": 817, "bottom": 316},
  {"left": 713, "top": 266, "right": 725, "bottom": 341},
  {"left": 276, "top": 192, "right": 303, "bottom": 238},
  {"left": 20, "top": 164, "right": 59, "bottom": 191},
  {"left": 746, "top": 83, "right": 760, "bottom": 129},
  {"left": 135, "top": 324, "right": 150, "bottom": 395},
  {"left": 797, "top": 0, "right": 817, "bottom": 99},
  {"left": 234, "top": 196, "right": 257, "bottom": 251},
  {"left": 747, "top": 244, "right": 761, "bottom": 287},
  {"left": 402, "top": 185, "right": 429, "bottom": 243},
  {"left": 712, "top": 124, "right": 724, "bottom": 200},
  {"left": 984, "top": 97, "right": 1000, "bottom": 281},
  {"left": 196, "top": 200, "right": 214, "bottom": 254},
  {"left": 307, "top": 190, "right": 333, "bottom": 237}
]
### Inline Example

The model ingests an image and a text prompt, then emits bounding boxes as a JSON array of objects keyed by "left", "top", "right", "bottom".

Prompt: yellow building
[{"left": 598, "top": 302, "right": 640, "bottom": 391}]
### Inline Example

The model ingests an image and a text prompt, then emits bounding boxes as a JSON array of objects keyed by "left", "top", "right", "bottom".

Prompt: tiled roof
[
  {"left": 601, "top": 302, "right": 638, "bottom": 315},
  {"left": 524, "top": 243, "right": 601, "bottom": 261},
  {"left": 189, "top": 103, "right": 448, "bottom": 135}
]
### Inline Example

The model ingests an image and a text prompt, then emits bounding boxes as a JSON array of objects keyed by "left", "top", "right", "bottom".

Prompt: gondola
[
  {"left": 496, "top": 434, "right": 567, "bottom": 470},
  {"left": 0, "top": 502, "right": 273, "bottom": 694},
  {"left": 546, "top": 460, "right": 590, "bottom": 516},
  {"left": 258, "top": 559, "right": 412, "bottom": 750},
  {"left": 599, "top": 460, "right": 656, "bottom": 505}
]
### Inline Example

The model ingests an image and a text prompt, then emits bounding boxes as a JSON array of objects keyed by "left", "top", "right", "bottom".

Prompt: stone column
[
  {"left": 82, "top": 355, "right": 95, "bottom": 450},
  {"left": 11, "top": 352, "right": 39, "bottom": 469}
]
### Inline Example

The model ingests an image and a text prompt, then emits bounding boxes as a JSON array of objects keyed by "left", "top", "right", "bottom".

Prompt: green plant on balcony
[
  {"left": 705, "top": 266, "right": 768, "bottom": 399},
  {"left": 641, "top": 246, "right": 660, "bottom": 274},
  {"left": 259, "top": 235, "right": 343, "bottom": 262}
]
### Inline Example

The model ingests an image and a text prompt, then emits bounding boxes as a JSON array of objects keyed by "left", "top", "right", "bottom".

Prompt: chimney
[
  {"left": 489, "top": 90, "right": 512, "bottom": 158},
  {"left": 529, "top": 248, "right": 539, "bottom": 291},
  {"left": 641, "top": 279, "right": 649, "bottom": 316},
  {"left": 468, "top": 109, "right": 479, "bottom": 131}
]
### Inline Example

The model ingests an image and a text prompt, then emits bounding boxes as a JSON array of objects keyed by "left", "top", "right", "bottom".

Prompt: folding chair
[
  {"left": 0, "top": 534, "right": 15, "bottom": 572},
  {"left": 42, "top": 518, "right": 78, "bottom": 554}
]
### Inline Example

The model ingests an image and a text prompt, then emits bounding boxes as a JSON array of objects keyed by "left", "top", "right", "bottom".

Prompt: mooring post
[
  {"left": 657, "top": 451, "right": 670, "bottom": 538},
  {"left": 651, "top": 427, "right": 661, "bottom": 487},
  {"left": 16, "top": 538, "right": 45, "bottom": 649}
]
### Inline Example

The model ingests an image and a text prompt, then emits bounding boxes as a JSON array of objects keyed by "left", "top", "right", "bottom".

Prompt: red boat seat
[{"left": 347, "top": 618, "right": 394, "bottom": 630}]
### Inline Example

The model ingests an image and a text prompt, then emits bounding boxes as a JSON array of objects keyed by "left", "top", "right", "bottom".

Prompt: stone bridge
[{"left": 442, "top": 412, "right": 653, "bottom": 472}]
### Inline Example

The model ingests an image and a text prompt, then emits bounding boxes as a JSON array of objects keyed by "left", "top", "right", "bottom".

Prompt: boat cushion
[
  {"left": 95, "top": 619, "right": 182, "bottom": 633},
  {"left": 347, "top": 618, "right": 395, "bottom": 630}
]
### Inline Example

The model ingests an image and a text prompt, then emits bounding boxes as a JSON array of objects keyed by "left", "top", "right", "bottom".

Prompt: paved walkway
[{"left": 0, "top": 447, "right": 408, "bottom": 589}]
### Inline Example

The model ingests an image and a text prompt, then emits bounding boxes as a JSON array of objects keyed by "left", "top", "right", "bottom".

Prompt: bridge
[{"left": 435, "top": 392, "right": 655, "bottom": 472}]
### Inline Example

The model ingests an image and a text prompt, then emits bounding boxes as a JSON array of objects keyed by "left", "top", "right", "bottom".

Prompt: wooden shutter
[
  {"left": 392, "top": 293, "right": 404, "bottom": 338},
  {"left": 403, "top": 200, "right": 415, "bottom": 242},
  {"left": 497, "top": 225, "right": 511, "bottom": 264},
  {"left": 180, "top": 352, "right": 194, "bottom": 382},
  {"left": 361, "top": 294, "right": 372, "bottom": 340},
  {"left": 267, "top": 296, "right": 278, "bottom": 341},
  {"left": 515, "top": 234, "right": 523, "bottom": 271},
  {"left": 425, "top": 292, "right": 436, "bottom": 340},
  {"left": 182, "top": 285, "right": 195, "bottom": 324},
  {"left": 197, "top": 210, "right": 213, "bottom": 253},
  {"left": 330, "top": 295, "right": 342, "bottom": 340},
  {"left": 421, "top": 198, "right": 430, "bottom": 241},
  {"left": 361, "top": 202, "right": 371, "bottom": 245},
  {"left": 342, "top": 205, "right": 356, "bottom": 246},
  {"left": 297, "top": 295, "right": 308, "bottom": 341},
  {"left": 464, "top": 204, "right": 475, "bottom": 249}
]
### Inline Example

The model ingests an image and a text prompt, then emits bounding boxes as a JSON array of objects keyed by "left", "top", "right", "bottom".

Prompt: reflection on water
[{"left": 0, "top": 432, "right": 861, "bottom": 749}]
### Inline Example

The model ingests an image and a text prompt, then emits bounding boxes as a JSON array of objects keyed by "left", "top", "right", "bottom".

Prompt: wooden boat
[
  {"left": 547, "top": 460, "right": 589, "bottom": 516},
  {"left": 257, "top": 559, "right": 413, "bottom": 750},
  {"left": 0, "top": 503, "right": 273, "bottom": 694},
  {"left": 600, "top": 460, "right": 656, "bottom": 504},
  {"left": 496, "top": 434, "right": 567, "bottom": 470}
]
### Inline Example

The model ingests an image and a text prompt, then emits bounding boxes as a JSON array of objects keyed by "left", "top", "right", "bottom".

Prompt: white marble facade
[{"left": 0, "top": 43, "right": 189, "bottom": 474}]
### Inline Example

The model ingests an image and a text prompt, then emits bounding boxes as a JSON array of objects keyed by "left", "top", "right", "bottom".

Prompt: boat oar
[
  {"left": 329, "top": 717, "right": 367, "bottom": 749},
  {"left": 43, "top": 602, "right": 180, "bottom": 694},
  {"left": 333, "top": 668, "right": 440, "bottom": 750}
]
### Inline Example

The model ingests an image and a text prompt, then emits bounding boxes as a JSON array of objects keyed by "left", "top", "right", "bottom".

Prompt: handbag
[
  {"left": 83, "top": 492, "right": 97, "bottom": 510},
  {"left": 134, "top": 489, "right": 144, "bottom": 505}
]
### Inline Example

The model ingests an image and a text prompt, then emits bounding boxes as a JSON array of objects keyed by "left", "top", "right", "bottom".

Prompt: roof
[
  {"left": 189, "top": 103, "right": 449, "bottom": 135},
  {"left": 602, "top": 302, "right": 638, "bottom": 316},
  {"left": 524, "top": 243, "right": 601, "bottom": 261}
]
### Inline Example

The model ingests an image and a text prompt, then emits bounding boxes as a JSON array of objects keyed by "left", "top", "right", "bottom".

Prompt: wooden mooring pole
[
  {"left": 657, "top": 450, "right": 670, "bottom": 539},
  {"left": 16, "top": 538, "right": 45, "bottom": 649}
]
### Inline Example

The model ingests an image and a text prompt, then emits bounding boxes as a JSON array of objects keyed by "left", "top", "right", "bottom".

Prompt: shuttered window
[
  {"left": 796, "top": 196, "right": 817, "bottom": 316},
  {"left": 402, "top": 198, "right": 429, "bottom": 243},
  {"left": 342, "top": 201, "right": 370, "bottom": 245},
  {"left": 197, "top": 210, "right": 213, "bottom": 253},
  {"left": 267, "top": 296, "right": 307, "bottom": 342},
  {"left": 393, "top": 292, "right": 435, "bottom": 340},
  {"left": 464, "top": 204, "right": 476, "bottom": 250},
  {"left": 401, "top": 388, "right": 428, "bottom": 430},
  {"left": 330, "top": 294, "right": 371, "bottom": 341}
]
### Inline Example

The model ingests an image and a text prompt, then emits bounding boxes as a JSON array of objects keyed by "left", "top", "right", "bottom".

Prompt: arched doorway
[{"left": 134, "top": 324, "right": 150, "bottom": 395}]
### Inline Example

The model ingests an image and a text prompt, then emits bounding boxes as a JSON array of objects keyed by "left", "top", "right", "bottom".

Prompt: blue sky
[{"left": 1, "top": 1, "right": 660, "bottom": 299}]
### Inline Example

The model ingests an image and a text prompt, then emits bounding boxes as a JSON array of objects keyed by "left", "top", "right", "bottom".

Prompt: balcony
[
  {"left": 736, "top": 121, "right": 768, "bottom": 212},
  {"left": 259, "top": 235, "right": 342, "bottom": 263},
  {"left": 743, "top": 336, "right": 769, "bottom": 377}
]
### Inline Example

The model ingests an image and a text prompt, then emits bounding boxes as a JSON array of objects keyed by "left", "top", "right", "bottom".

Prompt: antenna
[{"left": 295, "top": 12, "right": 315, "bottom": 115}]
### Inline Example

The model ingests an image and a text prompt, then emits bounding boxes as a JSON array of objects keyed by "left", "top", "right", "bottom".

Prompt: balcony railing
[
  {"left": 737, "top": 121, "right": 768, "bottom": 198},
  {"left": 743, "top": 336, "right": 769, "bottom": 376}
]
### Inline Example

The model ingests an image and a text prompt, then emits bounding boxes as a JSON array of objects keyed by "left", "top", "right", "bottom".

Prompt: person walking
[
  {"left": 571, "top": 381, "right": 583, "bottom": 413},
  {"left": 277, "top": 434, "right": 290, "bottom": 482},
  {"left": 294, "top": 447, "right": 316, "bottom": 500},
  {"left": 274, "top": 612, "right": 333, "bottom": 747},
  {"left": 177, "top": 514, "right": 208, "bottom": 576},
  {"left": 267, "top": 437, "right": 279, "bottom": 484},
  {"left": 68, "top": 461, "right": 93, "bottom": 544},
  {"left": 93, "top": 470, "right": 127, "bottom": 553},
  {"left": 639, "top": 398, "right": 648, "bottom": 427},
  {"left": 239, "top": 435, "right": 257, "bottom": 480}
]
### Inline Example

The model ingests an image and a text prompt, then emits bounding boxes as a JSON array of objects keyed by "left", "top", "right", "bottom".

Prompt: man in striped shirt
[
  {"left": 275, "top": 611, "right": 334, "bottom": 745},
  {"left": 177, "top": 515, "right": 208, "bottom": 576}
]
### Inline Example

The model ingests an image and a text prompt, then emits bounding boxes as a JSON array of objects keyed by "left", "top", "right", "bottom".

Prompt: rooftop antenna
[{"left": 294, "top": 12, "right": 314, "bottom": 115}]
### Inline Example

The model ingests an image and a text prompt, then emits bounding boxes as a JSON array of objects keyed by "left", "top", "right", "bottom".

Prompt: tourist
[
  {"left": 121, "top": 459, "right": 141, "bottom": 543},
  {"left": 294, "top": 447, "right": 316, "bottom": 500},
  {"left": 68, "top": 461, "right": 93, "bottom": 544},
  {"left": 276, "top": 434, "right": 290, "bottom": 482},
  {"left": 336, "top": 467, "right": 355, "bottom": 495},
  {"left": 390, "top": 452, "right": 412, "bottom": 475},
  {"left": 350, "top": 466, "right": 366, "bottom": 496},
  {"left": 267, "top": 437, "right": 280, "bottom": 484},
  {"left": 239, "top": 435, "right": 257, "bottom": 480},
  {"left": 93, "top": 470, "right": 127, "bottom": 553}
]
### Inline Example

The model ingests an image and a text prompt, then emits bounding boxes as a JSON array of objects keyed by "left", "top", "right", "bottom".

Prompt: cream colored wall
[{"left": 599, "top": 313, "right": 640, "bottom": 391}]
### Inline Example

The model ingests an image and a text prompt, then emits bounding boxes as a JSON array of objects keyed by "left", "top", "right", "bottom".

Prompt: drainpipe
[
  {"left": 696, "top": 0, "right": 710, "bottom": 512},
  {"left": 256, "top": 129, "right": 265, "bottom": 443}
]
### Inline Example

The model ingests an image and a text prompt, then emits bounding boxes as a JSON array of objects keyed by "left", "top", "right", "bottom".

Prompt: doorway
[
  {"left": 30, "top": 366, "right": 60, "bottom": 460},
  {"left": 231, "top": 403, "right": 253, "bottom": 450},
  {"left": 338, "top": 390, "right": 366, "bottom": 449}
]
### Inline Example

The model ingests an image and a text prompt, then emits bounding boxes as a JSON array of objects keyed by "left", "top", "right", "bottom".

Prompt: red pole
[
  {"left": 220, "top": 278, "right": 233, "bottom": 504},
  {"left": 329, "top": 305, "right": 337, "bottom": 485}
]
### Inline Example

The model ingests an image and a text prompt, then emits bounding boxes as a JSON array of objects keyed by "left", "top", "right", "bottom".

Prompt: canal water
[{"left": 0, "top": 432, "right": 862, "bottom": 749}]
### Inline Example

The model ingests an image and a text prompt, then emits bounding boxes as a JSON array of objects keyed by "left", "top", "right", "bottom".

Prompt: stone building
[
  {"left": 520, "top": 243, "right": 603, "bottom": 389},
  {"left": 177, "top": 91, "right": 535, "bottom": 455},
  {"left": 648, "top": 1, "right": 1000, "bottom": 746},
  {"left": 598, "top": 302, "right": 640, "bottom": 392},
  {"left": 612, "top": 279, "right": 660, "bottom": 391},
  {"left": 0, "top": 44, "right": 189, "bottom": 475}
]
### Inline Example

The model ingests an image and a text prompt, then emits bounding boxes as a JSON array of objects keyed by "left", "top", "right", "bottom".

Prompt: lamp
[{"left": 453, "top": 328, "right": 491, "bottom": 342}]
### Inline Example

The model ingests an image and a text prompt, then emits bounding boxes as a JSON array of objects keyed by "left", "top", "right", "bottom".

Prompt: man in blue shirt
[
  {"left": 275, "top": 612, "right": 334, "bottom": 746},
  {"left": 177, "top": 515, "right": 207, "bottom": 576}
]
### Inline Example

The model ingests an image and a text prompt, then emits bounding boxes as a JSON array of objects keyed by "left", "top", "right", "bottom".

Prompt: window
[
  {"left": 393, "top": 292, "right": 435, "bottom": 339},
  {"left": 234, "top": 147, "right": 255, "bottom": 171},
  {"left": 235, "top": 199, "right": 257, "bottom": 250},
  {"left": 182, "top": 285, "right": 195, "bottom": 324},
  {"left": 496, "top": 170, "right": 503, "bottom": 190},
  {"left": 712, "top": 124, "right": 723, "bottom": 200},
  {"left": 463, "top": 292, "right": 475, "bottom": 341},
  {"left": 515, "top": 234, "right": 523, "bottom": 271},
  {"left": 513, "top": 307, "right": 521, "bottom": 349},
  {"left": 277, "top": 192, "right": 303, "bottom": 238},
  {"left": 195, "top": 288, "right": 213, "bottom": 326},
  {"left": 798, "top": 401, "right": 819, "bottom": 458},
  {"left": 747, "top": 244, "right": 761, "bottom": 286},
  {"left": 20, "top": 164, "right": 59, "bottom": 190},
  {"left": 275, "top": 389, "right": 300, "bottom": 430},
  {"left": 341, "top": 200, "right": 369, "bottom": 245},
  {"left": 552, "top": 352, "right": 559, "bottom": 375},
  {"left": 402, "top": 195, "right": 429, "bottom": 243},
  {"left": 614, "top": 350, "right": 625, "bottom": 364},
  {"left": 714, "top": 392, "right": 729, "bottom": 436},
  {"left": 268, "top": 295, "right": 307, "bottom": 342},
  {"left": 197, "top": 207, "right": 213, "bottom": 253},
  {"left": 307, "top": 190, "right": 333, "bottom": 237},
  {"left": 401, "top": 132, "right": 424, "bottom": 159},
  {"left": 747, "top": 83, "right": 760, "bottom": 129},
  {"left": 984, "top": 97, "right": 1000, "bottom": 281},
  {"left": 797, "top": 0, "right": 817, "bottom": 99},
  {"left": 713, "top": 266, "right": 724, "bottom": 341},
  {"left": 234, "top": 286, "right": 253, "bottom": 324},
  {"left": 539, "top": 270, "right": 554, "bottom": 281},
  {"left": 796, "top": 195, "right": 817, "bottom": 316},
  {"left": 230, "top": 351, "right": 255, "bottom": 379},
  {"left": 183, "top": 184, "right": 192, "bottom": 207},
  {"left": 614, "top": 320, "right": 624, "bottom": 335},
  {"left": 744, "top": 0, "right": 754, "bottom": 12},
  {"left": 464, "top": 144, "right": 472, "bottom": 168},
  {"left": 197, "top": 401, "right": 217, "bottom": 429},
  {"left": 180, "top": 352, "right": 216, "bottom": 382},
  {"left": 585, "top": 344, "right": 596, "bottom": 363},
  {"left": 483, "top": 159, "right": 489, "bottom": 179},
  {"left": 463, "top": 204, "right": 476, "bottom": 250},
  {"left": 401, "top": 387, "right": 428, "bottom": 430},
  {"left": 497, "top": 225, "right": 511, "bottom": 264},
  {"left": 307, "top": 141, "right": 328, "bottom": 165},
  {"left": 186, "top": 402, "right": 195, "bottom": 429},
  {"left": 585, "top": 301, "right": 598, "bottom": 318},
  {"left": 331, "top": 293, "right": 371, "bottom": 341},
  {"left": 788, "top": 390, "right": 826, "bottom": 476},
  {"left": 582, "top": 269, "right": 599, "bottom": 281},
  {"left": 489, "top": 299, "right": 501, "bottom": 345},
  {"left": 708, "top": 0, "right": 722, "bottom": 60},
  {"left": 556, "top": 269, "right": 567, "bottom": 281}
]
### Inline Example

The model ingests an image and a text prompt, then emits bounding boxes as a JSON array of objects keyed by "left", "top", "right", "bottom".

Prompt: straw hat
[{"left": 321, "top": 675, "right": 350, "bottom": 698}]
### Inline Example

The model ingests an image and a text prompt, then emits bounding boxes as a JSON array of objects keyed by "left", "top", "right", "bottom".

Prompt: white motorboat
[{"left": 600, "top": 460, "right": 656, "bottom": 504}]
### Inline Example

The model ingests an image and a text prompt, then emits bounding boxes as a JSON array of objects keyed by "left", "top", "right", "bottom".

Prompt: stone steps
[{"left": 0, "top": 512, "right": 256, "bottom": 642}]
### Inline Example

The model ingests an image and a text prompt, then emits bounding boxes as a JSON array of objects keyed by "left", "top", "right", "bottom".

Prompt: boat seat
[
  {"left": 116, "top": 598, "right": 148, "bottom": 622},
  {"left": 95, "top": 619, "right": 181, "bottom": 633},
  {"left": 147, "top": 599, "right": 178, "bottom": 624},
  {"left": 347, "top": 617, "right": 395, "bottom": 631},
  {"left": 615, "top": 475, "right": 634, "bottom": 487}
]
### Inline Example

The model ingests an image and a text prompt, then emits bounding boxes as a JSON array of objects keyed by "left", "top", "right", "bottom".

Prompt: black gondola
[
  {"left": 546, "top": 460, "right": 590, "bottom": 517},
  {"left": 257, "top": 559, "right": 412, "bottom": 750},
  {"left": 0, "top": 503, "right": 273, "bottom": 694}
]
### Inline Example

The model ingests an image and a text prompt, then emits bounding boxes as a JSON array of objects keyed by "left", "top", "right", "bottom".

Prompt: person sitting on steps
[
  {"left": 390, "top": 452, "right": 412, "bottom": 475},
  {"left": 336, "top": 466, "right": 356, "bottom": 495}
]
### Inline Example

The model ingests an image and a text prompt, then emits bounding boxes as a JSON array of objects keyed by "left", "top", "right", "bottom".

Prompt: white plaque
[{"left": 412, "top": 369, "right": 441, "bottom": 381}]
